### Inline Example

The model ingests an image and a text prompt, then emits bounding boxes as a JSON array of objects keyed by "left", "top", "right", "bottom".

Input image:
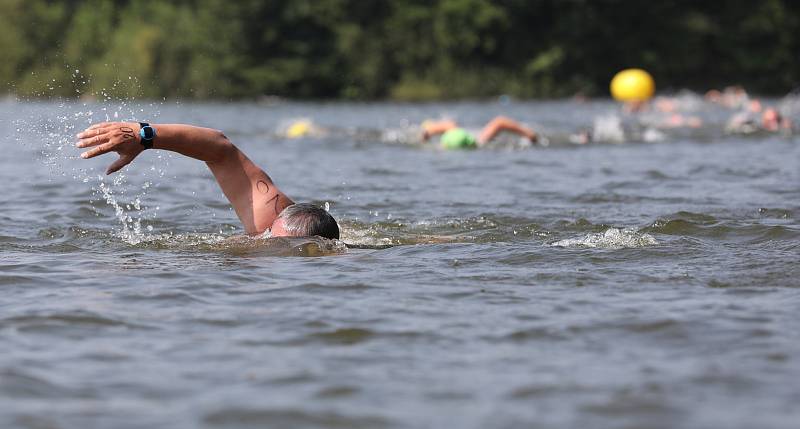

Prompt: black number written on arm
[
  {"left": 256, "top": 180, "right": 270, "bottom": 194},
  {"left": 264, "top": 193, "right": 283, "bottom": 215}
]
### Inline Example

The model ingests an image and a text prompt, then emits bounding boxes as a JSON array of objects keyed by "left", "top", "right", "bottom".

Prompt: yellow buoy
[
  {"left": 610, "top": 69, "right": 655, "bottom": 102},
  {"left": 286, "top": 120, "right": 312, "bottom": 138}
]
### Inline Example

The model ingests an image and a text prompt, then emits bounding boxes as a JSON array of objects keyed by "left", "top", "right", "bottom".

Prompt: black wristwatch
[{"left": 139, "top": 122, "right": 156, "bottom": 149}]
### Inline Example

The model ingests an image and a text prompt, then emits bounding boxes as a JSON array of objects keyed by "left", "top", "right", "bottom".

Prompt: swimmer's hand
[{"left": 76, "top": 122, "right": 144, "bottom": 175}]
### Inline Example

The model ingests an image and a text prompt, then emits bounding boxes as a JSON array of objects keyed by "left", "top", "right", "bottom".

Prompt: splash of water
[
  {"left": 96, "top": 174, "right": 148, "bottom": 244},
  {"left": 592, "top": 114, "right": 626, "bottom": 144},
  {"left": 17, "top": 66, "right": 169, "bottom": 245},
  {"left": 551, "top": 227, "right": 657, "bottom": 249}
]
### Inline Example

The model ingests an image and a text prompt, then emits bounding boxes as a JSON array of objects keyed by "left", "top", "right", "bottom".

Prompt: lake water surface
[{"left": 1, "top": 99, "right": 799, "bottom": 429}]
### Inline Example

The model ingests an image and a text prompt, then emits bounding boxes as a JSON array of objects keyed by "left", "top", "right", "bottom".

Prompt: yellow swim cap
[
  {"left": 610, "top": 69, "right": 655, "bottom": 102},
  {"left": 286, "top": 120, "right": 312, "bottom": 138}
]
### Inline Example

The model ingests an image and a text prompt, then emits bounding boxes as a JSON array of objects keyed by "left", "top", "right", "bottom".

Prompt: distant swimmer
[
  {"left": 617, "top": 93, "right": 704, "bottom": 130},
  {"left": 725, "top": 100, "right": 793, "bottom": 134},
  {"left": 705, "top": 85, "right": 750, "bottom": 109},
  {"left": 76, "top": 122, "right": 340, "bottom": 239},
  {"left": 421, "top": 116, "right": 538, "bottom": 149},
  {"left": 284, "top": 119, "right": 317, "bottom": 138},
  {"left": 646, "top": 106, "right": 703, "bottom": 129},
  {"left": 760, "top": 107, "right": 793, "bottom": 132}
]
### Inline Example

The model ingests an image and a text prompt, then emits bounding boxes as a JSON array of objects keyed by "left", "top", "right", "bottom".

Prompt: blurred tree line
[{"left": 1, "top": 0, "right": 798, "bottom": 100}]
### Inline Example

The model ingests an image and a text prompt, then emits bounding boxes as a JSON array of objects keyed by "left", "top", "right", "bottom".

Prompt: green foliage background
[{"left": 1, "top": 0, "right": 798, "bottom": 100}]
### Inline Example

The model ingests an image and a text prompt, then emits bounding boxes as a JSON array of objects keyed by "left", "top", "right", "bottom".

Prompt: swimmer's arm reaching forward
[
  {"left": 76, "top": 122, "right": 293, "bottom": 234},
  {"left": 421, "top": 120, "right": 457, "bottom": 141},
  {"left": 477, "top": 116, "right": 538, "bottom": 145}
]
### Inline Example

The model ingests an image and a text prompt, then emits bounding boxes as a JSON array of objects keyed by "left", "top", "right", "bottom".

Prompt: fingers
[
  {"left": 76, "top": 133, "right": 111, "bottom": 148},
  {"left": 77, "top": 125, "right": 110, "bottom": 140},
  {"left": 106, "top": 155, "right": 131, "bottom": 175},
  {"left": 76, "top": 122, "right": 141, "bottom": 169},
  {"left": 76, "top": 121, "right": 127, "bottom": 141},
  {"left": 81, "top": 142, "right": 116, "bottom": 159}
]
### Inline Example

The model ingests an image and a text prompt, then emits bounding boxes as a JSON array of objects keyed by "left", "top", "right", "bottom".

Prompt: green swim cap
[{"left": 440, "top": 128, "right": 477, "bottom": 149}]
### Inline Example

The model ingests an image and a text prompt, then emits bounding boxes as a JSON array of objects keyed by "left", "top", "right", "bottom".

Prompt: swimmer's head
[
  {"left": 440, "top": 128, "right": 477, "bottom": 149},
  {"left": 286, "top": 120, "right": 313, "bottom": 138},
  {"left": 705, "top": 89, "right": 722, "bottom": 103},
  {"left": 271, "top": 203, "right": 340, "bottom": 239},
  {"left": 748, "top": 99, "right": 763, "bottom": 113},
  {"left": 761, "top": 108, "right": 783, "bottom": 132}
]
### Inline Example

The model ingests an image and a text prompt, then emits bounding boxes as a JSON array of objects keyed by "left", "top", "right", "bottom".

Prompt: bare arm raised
[
  {"left": 477, "top": 116, "right": 537, "bottom": 145},
  {"left": 76, "top": 122, "right": 293, "bottom": 235},
  {"left": 421, "top": 119, "right": 457, "bottom": 141}
]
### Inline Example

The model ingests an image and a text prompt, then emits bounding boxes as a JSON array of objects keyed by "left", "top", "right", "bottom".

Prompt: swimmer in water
[
  {"left": 725, "top": 100, "right": 793, "bottom": 134},
  {"left": 760, "top": 107, "right": 793, "bottom": 132},
  {"left": 705, "top": 85, "right": 750, "bottom": 109},
  {"left": 622, "top": 95, "right": 704, "bottom": 129},
  {"left": 76, "top": 122, "right": 339, "bottom": 239},
  {"left": 421, "top": 116, "right": 538, "bottom": 149}
]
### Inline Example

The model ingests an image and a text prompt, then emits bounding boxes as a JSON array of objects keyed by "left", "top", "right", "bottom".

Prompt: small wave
[
  {"left": 310, "top": 327, "right": 374, "bottom": 345},
  {"left": 758, "top": 207, "right": 795, "bottom": 220},
  {"left": 642, "top": 211, "right": 721, "bottom": 236},
  {"left": 0, "top": 368, "right": 75, "bottom": 398},
  {"left": 340, "top": 218, "right": 477, "bottom": 247},
  {"left": 339, "top": 215, "right": 543, "bottom": 247},
  {"left": 1, "top": 311, "right": 149, "bottom": 332},
  {"left": 204, "top": 408, "right": 391, "bottom": 428},
  {"left": 83, "top": 229, "right": 347, "bottom": 257},
  {"left": 127, "top": 231, "right": 229, "bottom": 248},
  {"left": 551, "top": 227, "right": 657, "bottom": 249},
  {"left": 218, "top": 236, "right": 347, "bottom": 257},
  {"left": 32, "top": 225, "right": 348, "bottom": 257}
]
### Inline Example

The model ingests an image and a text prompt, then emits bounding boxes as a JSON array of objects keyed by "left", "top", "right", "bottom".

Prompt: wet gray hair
[{"left": 276, "top": 203, "right": 340, "bottom": 239}]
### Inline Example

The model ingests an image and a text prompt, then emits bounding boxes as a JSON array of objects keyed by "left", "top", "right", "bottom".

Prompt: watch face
[{"left": 141, "top": 126, "right": 154, "bottom": 139}]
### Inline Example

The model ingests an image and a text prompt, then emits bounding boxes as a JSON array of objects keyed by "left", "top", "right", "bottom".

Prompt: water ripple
[{"left": 203, "top": 408, "right": 392, "bottom": 429}]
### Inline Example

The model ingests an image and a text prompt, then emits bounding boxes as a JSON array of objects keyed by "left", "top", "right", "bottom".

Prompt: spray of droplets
[{"left": 15, "top": 66, "right": 171, "bottom": 245}]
